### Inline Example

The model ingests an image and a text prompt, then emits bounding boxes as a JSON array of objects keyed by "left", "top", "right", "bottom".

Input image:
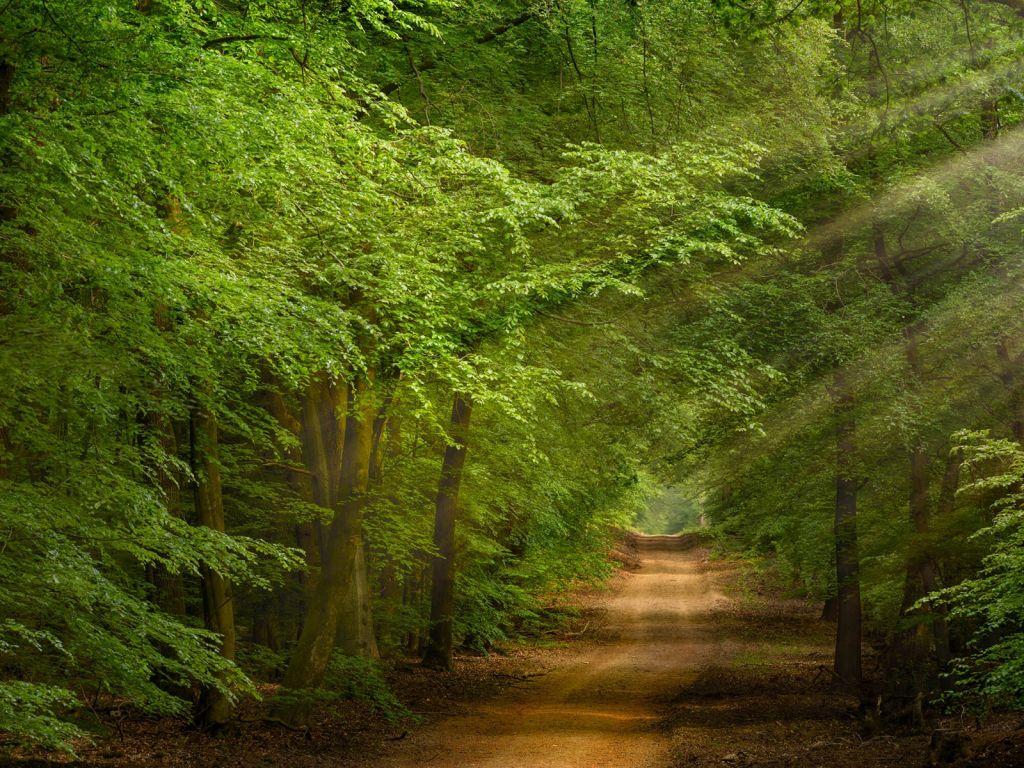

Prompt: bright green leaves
[
  {"left": 0, "top": 683, "right": 83, "bottom": 751},
  {"left": 0, "top": 0, "right": 878, "bottom": 751},
  {"left": 932, "top": 433, "right": 1024, "bottom": 707}
]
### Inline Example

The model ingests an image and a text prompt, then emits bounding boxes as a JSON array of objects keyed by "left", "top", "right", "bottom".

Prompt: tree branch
[
  {"left": 203, "top": 34, "right": 288, "bottom": 50},
  {"left": 475, "top": 11, "right": 532, "bottom": 44},
  {"left": 381, "top": 11, "right": 534, "bottom": 96}
]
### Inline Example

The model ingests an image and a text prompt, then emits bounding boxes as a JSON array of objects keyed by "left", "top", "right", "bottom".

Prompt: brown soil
[
  {"left": 7, "top": 536, "right": 1024, "bottom": 768},
  {"left": 365, "top": 535, "right": 722, "bottom": 768}
]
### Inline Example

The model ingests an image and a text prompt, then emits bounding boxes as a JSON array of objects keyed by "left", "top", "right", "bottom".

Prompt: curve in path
[{"left": 375, "top": 535, "right": 725, "bottom": 768}]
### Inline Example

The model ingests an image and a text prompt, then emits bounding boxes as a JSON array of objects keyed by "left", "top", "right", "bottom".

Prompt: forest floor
[{"left": 7, "top": 535, "right": 1024, "bottom": 768}]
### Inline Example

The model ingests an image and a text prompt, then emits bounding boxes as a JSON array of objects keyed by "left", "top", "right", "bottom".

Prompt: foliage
[
  {"left": 936, "top": 432, "right": 1024, "bottom": 708},
  {"left": 4, "top": 0, "right": 1024, "bottom": 751},
  {"left": 0, "top": 682, "right": 82, "bottom": 751},
  {"left": 273, "top": 653, "right": 411, "bottom": 722}
]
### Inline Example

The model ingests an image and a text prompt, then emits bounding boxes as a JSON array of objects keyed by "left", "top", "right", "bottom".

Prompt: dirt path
[
  {"left": 21, "top": 536, "right": 1023, "bottom": 768},
  {"left": 373, "top": 535, "right": 725, "bottom": 768}
]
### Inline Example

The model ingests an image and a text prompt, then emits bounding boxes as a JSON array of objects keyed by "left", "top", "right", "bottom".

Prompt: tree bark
[
  {"left": 898, "top": 327, "right": 953, "bottom": 668},
  {"left": 0, "top": 60, "right": 14, "bottom": 116},
  {"left": 832, "top": 370, "right": 862, "bottom": 691},
  {"left": 147, "top": 416, "right": 186, "bottom": 617},
  {"left": 996, "top": 338, "right": 1024, "bottom": 442},
  {"left": 899, "top": 444, "right": 953, "bottom": 665},
  {"left": 300, "top": 374, "right": 344, "bottom": 567},
  {"left": 192, "top": 409, "right": 236, "bottom": 727},
  {"left": 336, "top": 539, "right": 379, "bottom": 658},
  {"left": 422, "top": 392, "right": 473, "bottom": 671},
  {"left": 276, "top": 376, "right": 377, "bottom": 724},
  {"left": 266, "top": 389, "right": 322, "bottom": 643}
]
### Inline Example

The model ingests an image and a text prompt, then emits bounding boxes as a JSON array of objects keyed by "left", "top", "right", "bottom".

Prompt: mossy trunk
[
  {"left": 336, "top": 538, "right": 379, "bottom": 658},
  {"left": 192, "top": 409, "right": 236, "bottom": 728},
  {"left": 900, "top": 328, "right": 952, "bottom": 667},
  {"left": 276, "top": 376, "right": 377, "bottom": 724},
  {"left": 422, "top": 393, "right": 472, "bottom": 671},
  {"left": 148, "top": 415, "right": 187, "bottom": 616},
  {"left": 267, "top": 388, "right": 323, "bottom": 613},
  {"left": 832, "top": 371, "right": 862, "bottom": 692}
]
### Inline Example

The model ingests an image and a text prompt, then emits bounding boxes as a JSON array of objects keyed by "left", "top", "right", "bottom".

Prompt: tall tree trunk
[
  {"left": 300, "top": 374, "right": 344, "bottom": 567},
  {"left": 982, "top": 94, "right": 1024, "bottom": 443},
  {"left": 192, "top": 409, "right": 236, "bottom": 727},
  {"left": 996, "top": 338, "right": 1024, "bottom": 442},
  {"left": 0, "top": 60, "right": 13, "bottom": 117},
  {"left": 422, "top": 393, "right": 473, "bottom": 671},
  {"left": 367, "top": 388, "right": 404, "bottom": 648},
  {"left": 276, "top": 377, "right": 377, "bottom": 724},
  {"left": 336, "top": 386, "right": 397, "bottom": 658},
  {"left": 148, "top": 416, "right": 187, "bottom": 616},
  {"left": 266, "top": 389, "right": 323, "bottom": 644},
  {"left": 899, "top": 327, "right": 951, "bottom": 666},
  {"left": 336, "top": 539, "right": 379, "bottom": 657},
  {"left": 832, "top": 370, "right": 862, "bottom": 691},
  {"left": 251, "top": 594, "right": 279, "bottom": 651}
]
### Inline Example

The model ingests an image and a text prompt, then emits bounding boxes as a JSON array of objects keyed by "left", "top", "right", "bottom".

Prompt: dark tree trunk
[
  {"left": 192, "top": 409, "right": 236, "bottom": 727},
  {"left": 899, "top": 327, "right": 952, "bottom": 665},
  {"left": 422, "top": 393, "right": 473, "bottom": 671},
  {"left": 996, "top": 338, "right": 1024, "bottom": 442},
  {"left": 251, "top": 594, "right": 279, "bottom": 651},
  {"left": 0, "top": 60, "right": 13, "bottom": 116},
  {"left": 276, "top": 377, "right": 377, "bottom": 725},
  {"left": 821, "top": 595, "right": 839, "bottom": 622},
  {"left": 832, "top": 370, "right": 862, "bottom": 691},
  {"left": 147, "top": 416, "right": 187, "bottom": 616},
  {"left": 300, "top": 374, "right": 344, "bottom": 568},
  {"left": 266, "top": 388, "right": 322, "bottom": 634}
]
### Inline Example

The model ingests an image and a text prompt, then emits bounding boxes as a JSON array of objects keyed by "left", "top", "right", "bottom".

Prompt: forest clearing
[{"left": 4, "top": 0, "right": 1024, "bottom": 765}]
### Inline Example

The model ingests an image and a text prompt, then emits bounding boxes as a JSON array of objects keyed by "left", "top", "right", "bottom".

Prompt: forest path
[{"left": 373, "top": 536, "right": 726, "bottom": 768}]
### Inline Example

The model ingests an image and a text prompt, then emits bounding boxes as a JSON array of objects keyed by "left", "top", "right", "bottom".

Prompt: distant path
[{"left": 373, "top": 535, "right": 727, "bottom": 768}]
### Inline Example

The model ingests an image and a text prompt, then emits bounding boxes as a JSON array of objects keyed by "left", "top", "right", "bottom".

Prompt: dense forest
[{"left": 2, "top": 0, "right": 1024, "bottom": 759}]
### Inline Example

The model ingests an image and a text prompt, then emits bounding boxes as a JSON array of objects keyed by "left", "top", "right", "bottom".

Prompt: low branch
[
  {"left": 474, "top": 11, "right": 532, "bottom": 44},
  {"left": 933, "top": 120, "right": 968, "bottom": 155},
  {"left": 262, "top": 461, "right": 315, "bottom": 476},
  {"left": 203, "top": 34, "right": 288, "bottom": 50},
  {"left": 536, "top": 310, "right": 615, "bottom": 326},
  {"left": 381, "top": 11, "right": 534, "bottom": 96}
]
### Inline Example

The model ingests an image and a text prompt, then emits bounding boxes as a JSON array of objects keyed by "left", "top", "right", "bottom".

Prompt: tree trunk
[
  {"left": 192, "top": 409, "right": 236, "bottom": 728},
  {"left": 821, "top": 595, "right": 839, "bottom": 622},
  {"left": 900, "top": 445, "right": 952, "bottom": 667},
  {"left": 422, "top": 393, "right": 473, "bottom": 671},
  {"left": 336, "top": 387, "right": 396, "bottom": 658},
  {"left": 996, "top": 338, "right": 1024, "bottom": 442},
  {"left": 148, "top": 416, "right": 187, "bottom": 616},
  {"left": 251, "top": 594, "right": 279, "bottom": 651},
  {"left": 300, "top": 374, "right": 344, "bottom": 566},
  {"left": 266, "top": 388, "right": 322, "bottom": 643},
  {"left": 404, "top": 559, "right": 427, "bottom": 654},
  {"left": 336, "top": 539, "right": 379, "bottom": 657},
  {"left": 832, "top": 370, "right": 862, "bottom": 691},
  {"left": 899, "top": 327, "right": 951, "bottom": 665},
  {"left": 367, "top": 388, "right": 403, "bottom": 649},
  {"left": 276, "top": 377, "right": 377, "bottom": 724}
]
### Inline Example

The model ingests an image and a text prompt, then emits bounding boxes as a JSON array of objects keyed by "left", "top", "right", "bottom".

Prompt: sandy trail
[{"left": 374, "top": 536, "right": 725, "bottom": 768}]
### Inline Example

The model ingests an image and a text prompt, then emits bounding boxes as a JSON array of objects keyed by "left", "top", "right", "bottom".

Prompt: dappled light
[{"left": 3, "top": 1, "right": 1024, "bottom": 766}]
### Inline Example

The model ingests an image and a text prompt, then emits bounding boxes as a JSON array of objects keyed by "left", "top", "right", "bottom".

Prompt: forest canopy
[{"left": 2, "top": 0, "right": 1024, "bottom": 752}]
